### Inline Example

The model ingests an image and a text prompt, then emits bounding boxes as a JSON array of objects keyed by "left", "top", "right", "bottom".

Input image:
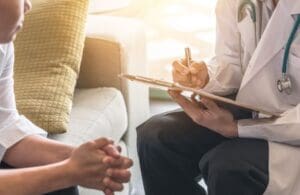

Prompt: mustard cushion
[{"left": 14, "top": 0, "right": 89, "bottom": 134}]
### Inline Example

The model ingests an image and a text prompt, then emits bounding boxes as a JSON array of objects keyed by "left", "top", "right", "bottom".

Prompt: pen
[{"left": 185, "top": 47, "right": 192, "bottom": 67}]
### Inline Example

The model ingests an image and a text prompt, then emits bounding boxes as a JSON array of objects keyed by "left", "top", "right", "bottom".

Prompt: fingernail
[
  {"left": 106, "top": 169, "right": 113, "bottom": 176},
  {"left": 127, "top": 159, "right": 134, "bottom": 167},
  {"left": 103, "top": 177, "right": 110, "bottom": 185},
  {"left": 103, "top": 157, "right": 112, "bottom": 164}
]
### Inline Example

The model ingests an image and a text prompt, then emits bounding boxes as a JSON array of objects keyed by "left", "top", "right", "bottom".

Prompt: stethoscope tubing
[
  {"left": 238, "top": 0, "right": 300, "bottom": 94},
  {"left": 282, "top": 15, "right": 300, "bottom": 74}
]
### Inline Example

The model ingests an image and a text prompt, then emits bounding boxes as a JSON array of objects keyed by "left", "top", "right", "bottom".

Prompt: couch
[{"left": 49, "top": 15, "right": 149, "bottom": 195}]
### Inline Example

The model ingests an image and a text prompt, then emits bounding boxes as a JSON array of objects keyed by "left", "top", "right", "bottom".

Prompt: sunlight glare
[
  {"left": 148, "top": 39, "right": 201, "bottom": 60},
  {"left": 196, "top": 32, "right": 216, "bottom": 44},
  {"left": 189, "top": 0, "right": 217, "bottom": 8},
  {"left": 163, "top": 4, "right": 186, "bottom": 15},
  {"left": 164, "top": 14, "right": 215, "bottom": 32}
]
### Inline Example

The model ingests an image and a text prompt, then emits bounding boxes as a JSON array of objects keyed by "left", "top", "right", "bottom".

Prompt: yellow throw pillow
[{"left": 14, "top": 0, "right": 89, "bottom": 134}]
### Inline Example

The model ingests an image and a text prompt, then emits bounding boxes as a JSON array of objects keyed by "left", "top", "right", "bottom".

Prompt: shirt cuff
[
  {"left": 237, "top": 119, "right": 255, "bottom": 138},
  {"left": 0, "top": 115, "right": 47, "bottom": 160},
  {"left": 237, "top": 118, "right": 267, "bottom": 139}
]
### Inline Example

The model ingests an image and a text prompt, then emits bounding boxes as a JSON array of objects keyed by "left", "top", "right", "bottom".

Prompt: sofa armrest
[{"left": 77, "top": 15, "right": 149, "bottom": 195}]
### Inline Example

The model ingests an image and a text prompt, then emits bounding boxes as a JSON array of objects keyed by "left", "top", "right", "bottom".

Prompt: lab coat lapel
[{"left": 239, "top": 0, "right": 294, "bottom": 90}]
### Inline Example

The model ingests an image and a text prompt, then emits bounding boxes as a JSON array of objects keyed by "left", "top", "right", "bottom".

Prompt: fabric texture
[
  {"left": 48, "top": 88, "right": 128, "bottom": 144},
  {"left": 13, "top": 0, "right": 89, "bottom": 134},
  {"left": 0, "top": 43, "right": 46, "bottom": 161},
  {"left": 137, "top": 109, "right": 268, "bottom": 195}
]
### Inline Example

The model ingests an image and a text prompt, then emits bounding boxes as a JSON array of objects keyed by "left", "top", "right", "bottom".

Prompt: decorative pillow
[{"left": 13, "top": 0, "right": 89, "bottom": 134}]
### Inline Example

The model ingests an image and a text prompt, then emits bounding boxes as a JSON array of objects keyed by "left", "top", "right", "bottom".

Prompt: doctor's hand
[
  {"left": 172, "top": 59, "right": 209, "bottom": 89},
  {"left": 168, "top": 90, "right": 238, "bottom": 138}
]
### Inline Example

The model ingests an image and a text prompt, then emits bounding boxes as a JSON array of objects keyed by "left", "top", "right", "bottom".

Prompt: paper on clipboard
[{"left": 119, "top": 74, "right": 280, "bottom": 117}]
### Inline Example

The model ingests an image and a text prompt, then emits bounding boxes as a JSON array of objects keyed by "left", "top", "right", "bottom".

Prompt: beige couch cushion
[
  {"left": 14, "top": 0, "right": 89, "bottom": 134},
  {"left": 49, "top": 88, "right": 128, "bottom": 144}
]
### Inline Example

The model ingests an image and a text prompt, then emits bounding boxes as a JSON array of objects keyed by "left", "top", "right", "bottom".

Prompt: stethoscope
[{"left": 238, "top": 0, "right": 300, "bottom": 95}]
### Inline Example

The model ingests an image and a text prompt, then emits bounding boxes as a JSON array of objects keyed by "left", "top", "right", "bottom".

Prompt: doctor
[{"left": 137, "top": 0, "right": 300, "bottom": 194}]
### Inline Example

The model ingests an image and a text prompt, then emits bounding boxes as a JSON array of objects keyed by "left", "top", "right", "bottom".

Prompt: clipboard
[{"left": 119, "top": 74, "right": 281, "bottom": 117}]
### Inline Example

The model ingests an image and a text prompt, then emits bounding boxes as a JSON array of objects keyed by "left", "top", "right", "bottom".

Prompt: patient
[{"left": 0, "top": 0, "right": 132, "bottom": 195}]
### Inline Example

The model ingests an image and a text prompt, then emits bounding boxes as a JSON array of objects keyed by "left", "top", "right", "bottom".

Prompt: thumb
[
  {"left": 103, "top": 145, "right": 121, "bottom": 159},
  {"left": 92, "top": 138, "right": 113, "bottom": 149}
]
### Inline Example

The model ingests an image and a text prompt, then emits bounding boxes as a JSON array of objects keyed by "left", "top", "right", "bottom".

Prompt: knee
[
  {"left": 136, "top": 112, "right": 182, "bottom": 156},
  {"left": 137, "top": 114, "right": 171, "bottom": 149},
  {"left": 199, "top": 141, "right": 247, "bottom": 183}
]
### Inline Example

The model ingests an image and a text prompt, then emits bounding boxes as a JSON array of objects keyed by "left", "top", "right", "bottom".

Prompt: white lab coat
[{"left": 204, "top": 0, "right": 300, "bottom": 194}]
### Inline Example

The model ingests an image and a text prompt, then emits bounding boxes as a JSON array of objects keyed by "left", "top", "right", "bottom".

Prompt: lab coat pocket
[{"left": 237, "top": 17, "right": 256, "bottom": 54}]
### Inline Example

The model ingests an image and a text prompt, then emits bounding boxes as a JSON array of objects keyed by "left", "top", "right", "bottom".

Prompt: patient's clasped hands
[
  {"left": 64, "top": 138, "right": 133, "bottom": 195},
  {"left": 170, "top": 59, "right": 238, "bottom": 138}
]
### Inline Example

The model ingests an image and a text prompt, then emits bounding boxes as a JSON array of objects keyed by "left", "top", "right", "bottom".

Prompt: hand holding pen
[
  {"left": 172, "top": 47, "right": 209, "bottom": 89},
  {"left": 170, "top": 48, "right": 238, "bottom": 138}
]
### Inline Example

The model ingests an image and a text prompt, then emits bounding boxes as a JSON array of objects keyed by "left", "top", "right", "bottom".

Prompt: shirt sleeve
[
  {"left": 203, "top": 0, "right": 244, "bottom": 96},
  {"left": 0, "top": 43, "right": 47, "bottom": 161},
  {"left": 238, "top": 104, "right": 300, "bottom": 146}
]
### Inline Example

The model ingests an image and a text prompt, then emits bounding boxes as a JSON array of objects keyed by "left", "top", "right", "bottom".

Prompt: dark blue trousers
[{"left": 137, "top": 107, "right": 269, "bottom": 195}]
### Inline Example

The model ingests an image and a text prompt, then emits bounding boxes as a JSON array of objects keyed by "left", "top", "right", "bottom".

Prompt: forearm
[
  {"left": 0, "top": 160, "right": 74, "bottom": 195},
  {"left": 238, "top": 105, "right": 300, "bottom": 145},
  {"left": 3, "top": 135, "right": 74, "bottom": 167},
  {"left": 238, "top": 119, "right": 300, "bottom": 145}
]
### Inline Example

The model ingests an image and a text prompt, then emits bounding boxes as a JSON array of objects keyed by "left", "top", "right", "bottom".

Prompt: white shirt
[{"left": 0, "top": 43, "right": 46, "bottom": 161}]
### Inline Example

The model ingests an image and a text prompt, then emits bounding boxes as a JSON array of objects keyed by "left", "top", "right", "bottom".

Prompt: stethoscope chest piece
[{"left": 277, "top": 73, "right": 292, "bottom": 95}]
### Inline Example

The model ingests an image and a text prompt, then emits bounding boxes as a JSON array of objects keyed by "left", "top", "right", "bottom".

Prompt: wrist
[
  {"left": 61, "top": 159, "right": 78, "bottom": 186},
  {"left": 61, "top": 146, "right": 74, "bottom": 160},
  {"left": 224, "top": 121, "right": 238, "bottom": 138},
  {"left": 55, "top": 145, "right": 74, "bottom": 162}
]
